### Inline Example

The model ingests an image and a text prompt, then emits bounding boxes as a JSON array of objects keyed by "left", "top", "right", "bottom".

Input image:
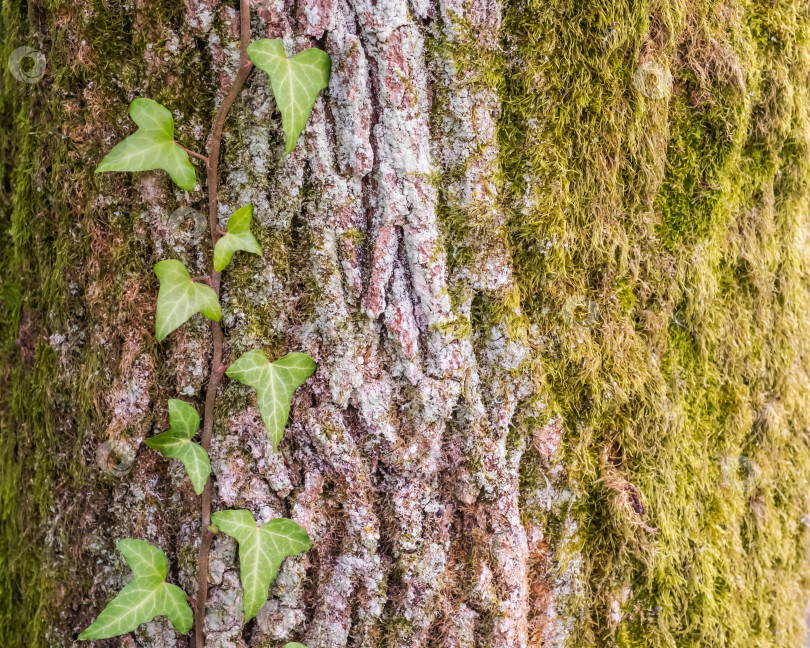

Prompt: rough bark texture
[{"left": 4, "top": 1, "right": 810, "bottom": 648}]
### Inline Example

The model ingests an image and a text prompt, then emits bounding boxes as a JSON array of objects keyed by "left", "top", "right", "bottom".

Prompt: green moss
[
  {"left": 427, "top": 8, "right": 509, "bottom": 293},
  {"left": 501, "top": 0, "right": 810, "bottom": 645},
  {"left": 342, "top": 227, "right": 367, "bottom": 244},
  {"left": 0, "top": 0, "right": 220, "bottom": 644},
  {"left": 0, "top": 4, "right": 70, "bottom": 643}
]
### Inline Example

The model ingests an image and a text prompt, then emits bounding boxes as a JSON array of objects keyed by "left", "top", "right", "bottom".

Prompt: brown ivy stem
[{"left": 193, "top": 2, "right": 253, "bottom": 647}]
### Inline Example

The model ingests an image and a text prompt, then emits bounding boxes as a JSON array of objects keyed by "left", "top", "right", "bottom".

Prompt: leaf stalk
[{"left": 176, "top": 143, "right": 211, "bottom": 167}]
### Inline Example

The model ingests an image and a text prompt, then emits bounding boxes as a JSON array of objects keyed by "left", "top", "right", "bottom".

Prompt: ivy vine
[{"left": 80, "top": 3, "right": 330, "bottom": 646}]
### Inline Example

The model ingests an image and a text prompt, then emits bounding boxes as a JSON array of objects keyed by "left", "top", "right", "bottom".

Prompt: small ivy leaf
[
  {"left": 145, "top": 399, "right": 210, "bottom": 495},
  {"left": 247, "top": 39, "right": 331, "bottom": 153},
  {"left": 78, "top": 539, "right": 193, "bottom": 640},
  {"left": 213, "top": 204, "right": 262, "bottom": 272},
  {"left": 210, "top": 510, "right": 311, "bottom": 623},
  {"left": 154, "top": 260, "right": 221, "bottom": 341},
  {"left": 96, "top": 98, "right": 196, "bottom": 191},
  {"left": 284, "top": 644, "right": 309, "bottom": 648},
  {"left": 225, "top": 351, "right": 315, "bottom": 450}
]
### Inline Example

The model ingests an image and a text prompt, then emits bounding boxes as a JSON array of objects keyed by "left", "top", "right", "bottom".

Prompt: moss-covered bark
[{"left": 2, "top": 0, "right": 810, "bottom": 647}]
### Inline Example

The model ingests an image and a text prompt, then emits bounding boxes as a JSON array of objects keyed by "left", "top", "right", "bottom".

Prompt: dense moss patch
[
  {"left": 0, "top": 0, "right": 215, "bottom": 645},
  {"left": 501, "top": 0, "right": 810, "bottom": 645}
]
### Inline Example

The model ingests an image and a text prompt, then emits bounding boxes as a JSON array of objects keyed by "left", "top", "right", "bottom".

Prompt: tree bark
[{"left": 3, "top": 1, "right": 810, "bottom": 648}]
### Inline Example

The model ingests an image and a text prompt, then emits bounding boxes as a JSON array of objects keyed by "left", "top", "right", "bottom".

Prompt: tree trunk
[{"left": 3, "top": 0, "right": 810, "bottom": 647}]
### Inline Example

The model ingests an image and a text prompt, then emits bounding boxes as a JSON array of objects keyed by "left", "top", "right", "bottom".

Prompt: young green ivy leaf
[
  {"left": 247, "top": 39, "right": 331, "bottom": 153},
  {"left": 96, "top": 98, "right": 197, "bottom": 191},
  {"left": 154, "top": 259, "right": 221, "bottom": 342},
  {"left": 284, "top": 644, "right": 308, "bottom": 648},
  {"left": 225, "top": 351, "right": 315, "bottom": 450},
  {"left": 145, "top": 399, "right": 210, "bottom": 495},
  {"left": 210, "top": 510, "right": 311, "bottom": 623},
  {"left": 79, "top": 539, "right": 192, "bottom": 640},
  {"left": 213, "top": 204, "right": 262, "bottom": 272}
]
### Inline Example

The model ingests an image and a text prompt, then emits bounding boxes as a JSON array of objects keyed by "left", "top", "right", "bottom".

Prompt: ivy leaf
[
  {"left": 78, "top": 539, "right": 193, "bottom": 640},
  {"left": 210, "top": 510, "right": 311, "bottom": 623},
  {"left": 225, "top": 351, "right": 315, "bottom": 450},
  {"left": 154, "top": 259, "right": 221, "bottom": 341},
  {"left": 285, "top": 644, "right": 308, "bottom": 648},
  {"left": 247, "top": 39, "right": 331, "bottom": 153},
  {"left": 213, "top": 204, "right": 262, "bottom": 272},
  {"left": 96, "top": 98, "right": 197, "bottom": 191},
  {"left": 145, "top": 399, "right": 210, "bottom": 495}
]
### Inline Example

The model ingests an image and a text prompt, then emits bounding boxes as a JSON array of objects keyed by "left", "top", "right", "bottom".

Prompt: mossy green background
[
  {"left": 3, "top": 0, "right": 810, "bottom": 646},
  {"left": 498, "top": 0, "right": 810, "bottom": 645},
  {"left": 0, "top": 0, "right": 213, "bottom": 644}
]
